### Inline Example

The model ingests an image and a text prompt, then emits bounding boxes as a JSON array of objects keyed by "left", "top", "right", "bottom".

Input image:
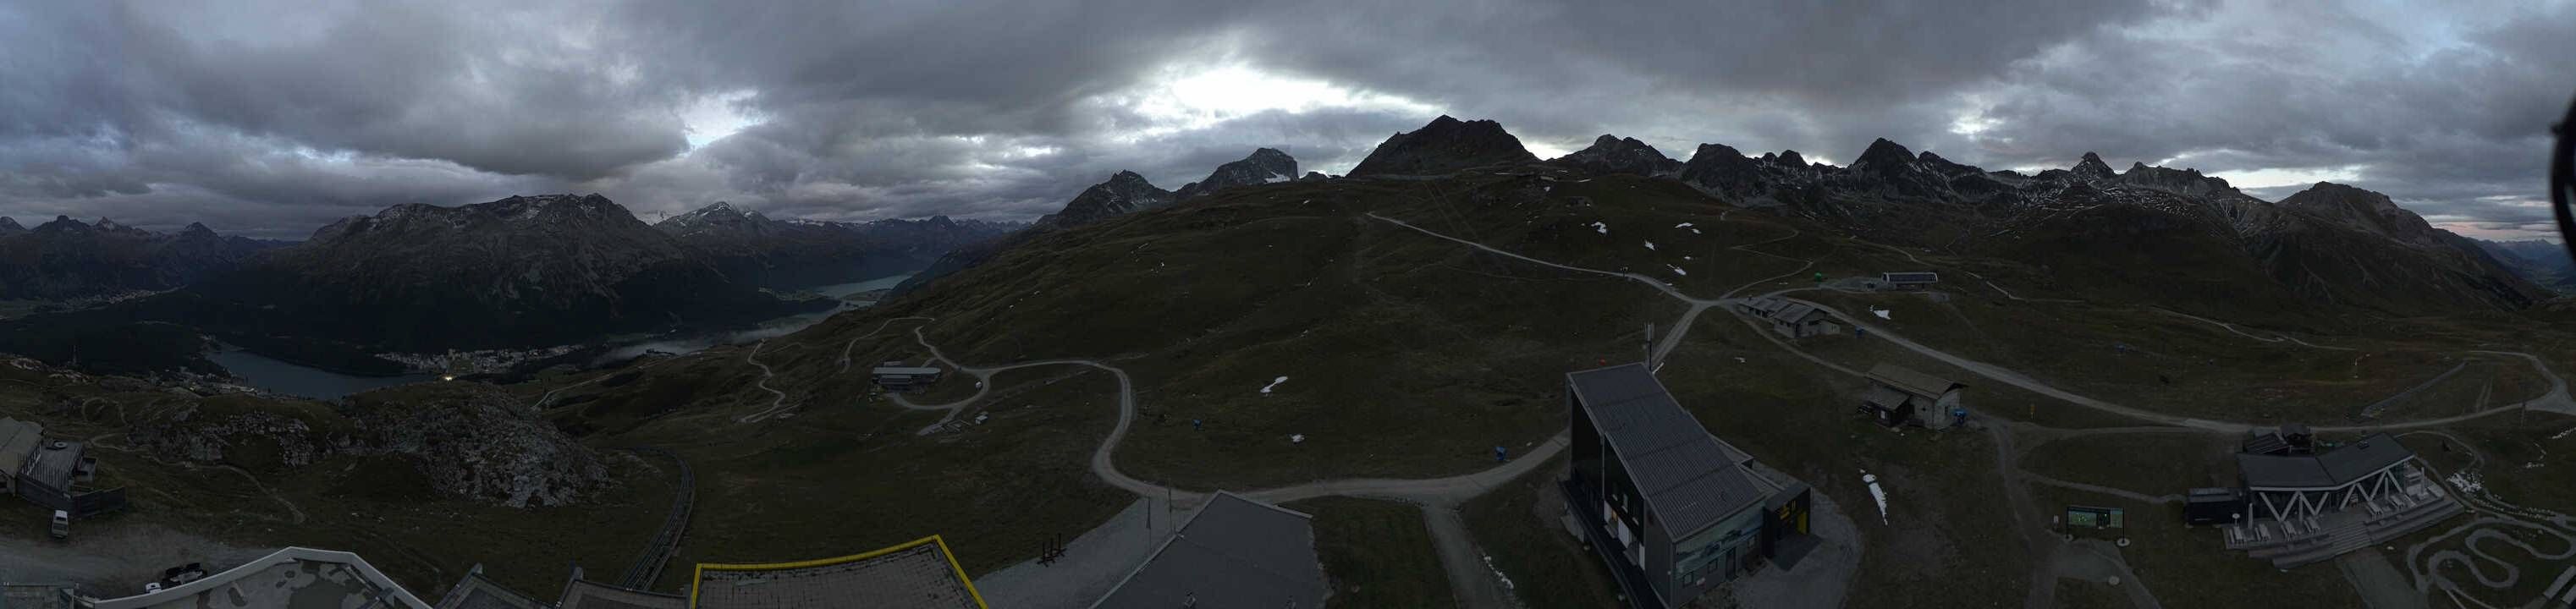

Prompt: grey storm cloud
[{"left": 2, "top": 0, "right": 2573, "bottom": 241}]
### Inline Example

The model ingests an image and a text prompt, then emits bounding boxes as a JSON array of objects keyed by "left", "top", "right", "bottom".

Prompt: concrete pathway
[
  {"left": 2022, "top": 474, "right": 2182, "bottom": 505},
  {"left": 1728, "top": 465, "right": 1861, "bottom": 609},
  {"left": 2150, "top": 309, "right": 2354, "bottom": 351},
  {"left": 2056, "top": 539, "right": 2164, "bottom": 609},
  {"left": 972, "top": 496, "right": 1184, "bottom": 609},
  {"left": 2336, "top": 549, "right": 2430, "bottom": 609},
  {"left": 1421, "top": 504, "right": 1516, "bottom": 609}
]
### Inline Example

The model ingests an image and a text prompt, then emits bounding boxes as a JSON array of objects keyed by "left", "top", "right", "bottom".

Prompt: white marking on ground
[
  {"left": 1675, "top": 222, "right": 1693, "bottom": 228},
  {"left": 1644, "top": 240, "right": 1656, "bottom": 250},
  {"left": 1863, "top": 471, "right": 1890, "bottom": 524},
  {"left": 1668, "top": 265, "right": 1687, "bottom": 277},
  {"left": 1590, "top": 222, "right": 1609, "bottom": 235},
  {"left": 1871, "top": 308, "right": 1891, "bottom": 320},
  {"left": 1261, "top": 376, "right": 1289, "bottom": 393}
]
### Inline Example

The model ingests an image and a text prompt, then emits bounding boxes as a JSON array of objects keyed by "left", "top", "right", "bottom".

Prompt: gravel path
[{"left": 0, "top": 523, "right": 267, "bottom": 595}]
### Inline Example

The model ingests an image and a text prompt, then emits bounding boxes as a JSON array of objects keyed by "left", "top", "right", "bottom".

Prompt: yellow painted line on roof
[
  {"left": 933, "top": 535, "right": 988, "bottom": 609},
  {"left": 686, "top": 535, "right": 985, "bottom": 608}
]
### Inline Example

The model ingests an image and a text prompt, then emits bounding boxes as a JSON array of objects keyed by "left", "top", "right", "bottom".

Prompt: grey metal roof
[
  {"left": 1774, "top": 302, "right": 1817, "bottom": 323},
  {"left": 1866, "top": 363, "right": 1962, "bottom": 400},
  {"left": 1860, "top": 386, "right": 1911, "bottom": 409},
  {"left": 0, "top": 418, "right": 42, "bottom": 478},
  {"left": 556, "top": 579, "right": 685, "bottom": 609},
  {"left": 1568, "top": 363, "right": 1772, "bottom": 540},
  {"left": 19, "top": 441, "right": 81, "bottom": 489},
  {"left": 1093, "top": 491, "right": 1326, "bottom": 609},
  {"left": 2238, "top": 433, "right": 2412, "bottom": 490},
  {"left": 1882, "top": 272, "right": 1939, "bottom": 283},
  {"left": 435, "top": 572, "right": 547, "bottom": 609}
]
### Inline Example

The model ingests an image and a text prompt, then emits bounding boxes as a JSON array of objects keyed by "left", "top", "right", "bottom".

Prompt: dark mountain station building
[
  {"left": 2221, "top": 430, "right": 2462, "bottom": 568},
  {"left": 1564, "top": 363, "right": 1815, "bottom": 608}
]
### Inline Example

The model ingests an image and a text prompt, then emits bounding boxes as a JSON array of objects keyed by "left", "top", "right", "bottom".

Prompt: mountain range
[
  {"left": 652, "top": 200, "right": 1016, "bottom": 289},
  {"left": 2471, "top": 239, "right": 2575, "bottom": 292},
  {"left": 1550, "top": 132, "right": 2547, "bottom": 316},
  {"left": 0, "top": 195, "right": 1008, "bottom": 375},
  {"left": 0, "top": 217, "right": 283, "bottom": 300}
]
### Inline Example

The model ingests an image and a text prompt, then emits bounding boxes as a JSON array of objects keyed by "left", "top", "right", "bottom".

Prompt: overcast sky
[{"left": 3, "top": 0, "right": 2572, "bottom": 240}]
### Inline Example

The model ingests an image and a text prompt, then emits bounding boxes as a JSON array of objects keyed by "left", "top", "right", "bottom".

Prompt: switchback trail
[
  {"left": 897, "top": 321, "right": 1567, "bottom": 607},
  {"left": 735, "top": 341, "right": 795, "bottom": 424}
]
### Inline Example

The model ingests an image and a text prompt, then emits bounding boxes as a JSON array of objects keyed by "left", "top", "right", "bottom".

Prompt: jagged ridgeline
[{"left": 899, "top": 115, "right": 2546, "bottom": 323}]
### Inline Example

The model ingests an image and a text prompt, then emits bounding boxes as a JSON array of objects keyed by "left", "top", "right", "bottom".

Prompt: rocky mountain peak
[
  {"left": 2116, "top": 162, "right": 2240, "bottom": 198},
  {"left": 2070, "top": 152, "right": 2116, "bottom": 180},
  {"left": 2278, "top": 182, "right": 2444, "bottom": 246},
  {"left": 1347, "top": 115, "right": 1538, "bottom": 177},
  {"left": 1035, "top": 171, "right": 1177, "bottom": 229},
  {"left": 35, "top": 216, "right": 90, "bottom": 234},
  {"left": 179, "top": 222, "right": 217, "bottom": 238},
  {"left": 1778, "top": 150, "right": 1808, "bottom": 167},
  {"left": 0, "top": 217, "right": 23, "bottom": 234},
  {"left": 1850, "top": 138, "right": 1918, "bottom": 175},
  {"left": 657, "top": 200, "right": 776, "bottom": 236},
  {"left": 1175, "top": 148, "right": 1302, "bottom": 200},
  {"left": 1552, "top": 134, "right": 1682, "bottom": 177}
]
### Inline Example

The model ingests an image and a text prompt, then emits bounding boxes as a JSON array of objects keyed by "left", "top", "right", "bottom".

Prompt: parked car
[{"left": 47, "top": 510, "right": 68, "bottom": 540}]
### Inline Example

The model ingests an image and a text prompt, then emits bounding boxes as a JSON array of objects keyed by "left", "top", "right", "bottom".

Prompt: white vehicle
[
  {"left": 142, "top": 582, "right": 162, "bottom": 594},
  {"left": 47, "top": 510, "right": 69, "bottom": 540}
]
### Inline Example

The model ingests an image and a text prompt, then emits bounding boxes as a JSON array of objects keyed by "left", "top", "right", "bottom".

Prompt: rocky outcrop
[
  {"left": 1175, "top": 148, "right": 1299, "bottom": 200},
  {"left": 345, "top": 385, "right": 607, "bottom": 508},
  {"left": 130, "top": 387, "right": 608, "bottom": 508},
  {"left": 1347, "top": 115, "right": 1538, "bottom": 177}
]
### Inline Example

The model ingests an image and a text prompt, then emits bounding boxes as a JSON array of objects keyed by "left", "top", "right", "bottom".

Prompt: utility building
[
  {"left": 1564, "top": 363, "right": 1814, "bottom": 608},
  {"left": 1733, "top": 297, "right": 1841, "bottom": 339},
  {"left": 1878, "top": 272, "right": 1939, "bottom": 290},
  {"left": 1860, "top": 363, "right": 1967, "bottom": 430},
  {"left": 0, "top": 418, "right": 123, "bottom": 518},
  {"left": 870, "top": 362, "right": 946, "bottom": 393}
]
